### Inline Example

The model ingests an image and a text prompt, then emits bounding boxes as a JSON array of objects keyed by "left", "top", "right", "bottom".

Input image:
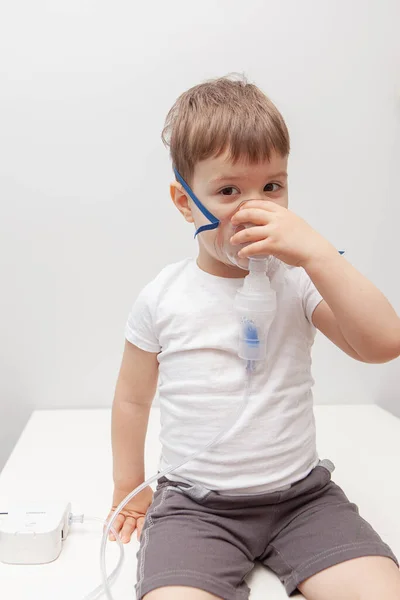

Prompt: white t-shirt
[{"left": 125, "top": 258, "right": 323, "bottom": 495}]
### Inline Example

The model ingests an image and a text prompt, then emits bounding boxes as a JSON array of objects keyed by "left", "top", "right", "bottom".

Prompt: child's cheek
[{"left": 208, "top": 198, "right": 238, "bottom": 221}]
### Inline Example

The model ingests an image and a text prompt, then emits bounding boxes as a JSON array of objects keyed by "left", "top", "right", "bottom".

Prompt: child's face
[{"left": 171, "top": 150, "right": 288, "bottom": 277}]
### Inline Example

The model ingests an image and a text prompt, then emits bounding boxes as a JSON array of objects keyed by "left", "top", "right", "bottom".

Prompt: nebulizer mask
[{"left": 90, "top": 170, "right": 278, "bottom": 600}]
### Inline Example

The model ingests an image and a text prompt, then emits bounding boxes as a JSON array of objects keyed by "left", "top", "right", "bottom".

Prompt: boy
[{"left": 108, "top": 76, "right": 400, "bottom": 599}]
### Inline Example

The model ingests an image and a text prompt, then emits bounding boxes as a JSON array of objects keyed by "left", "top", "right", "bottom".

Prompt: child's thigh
[
  {"left": 144, "top": 586, "right": 222, "bottom": 600},
  {"left": 136, "top": 486, "right": 252, "bottom": 600},
  {"left": 260, "top": 468, "right": 398, "bottom": 596}
]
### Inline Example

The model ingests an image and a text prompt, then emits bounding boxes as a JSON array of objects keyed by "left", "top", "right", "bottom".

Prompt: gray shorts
[{"left": 136, "top": 461, "right": 398, "bottom": 599}]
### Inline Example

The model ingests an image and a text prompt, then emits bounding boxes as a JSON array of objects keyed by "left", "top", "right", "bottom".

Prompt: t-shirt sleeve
[
  {"left": 299, "top": 268, "right": 323, "bottom": 324},
  {"left": 125, "top": 283, "right": 161, "bottom": 353}
]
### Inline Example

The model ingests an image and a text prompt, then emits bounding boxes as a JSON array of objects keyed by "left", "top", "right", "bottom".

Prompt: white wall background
[{"left": 0, "top": 0, "right": 399, "bottom": 470}]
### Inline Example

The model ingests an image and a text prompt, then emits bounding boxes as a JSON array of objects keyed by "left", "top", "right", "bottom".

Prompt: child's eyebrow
[
  {"left": 210, "top": 171, "right": 288, "bottom": 184},
  {"left": 269, "top": 171, "right": 288, "bottom": 179},
  {"left": 210, "top": 175, "right": 243, "bottom": 184}
]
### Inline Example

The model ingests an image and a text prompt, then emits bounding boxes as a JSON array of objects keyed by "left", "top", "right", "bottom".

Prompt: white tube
[
  {"left": 73, "top": 516, "right": 124, "bottom": 600},
  {"left": 91, "top": 360, "right": 255, "bottom": 600}
]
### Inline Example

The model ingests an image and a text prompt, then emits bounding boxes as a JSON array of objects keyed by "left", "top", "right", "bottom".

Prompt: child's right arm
[{"left": 107, "top": 339, "right": 159, "bottom": 543}]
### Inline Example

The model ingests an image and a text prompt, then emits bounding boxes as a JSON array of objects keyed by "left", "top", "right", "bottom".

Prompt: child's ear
[{"left": 170, "top": 182, "right": 194, "bottom": 224}]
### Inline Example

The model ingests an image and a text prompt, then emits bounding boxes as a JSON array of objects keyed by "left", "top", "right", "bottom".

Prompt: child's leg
[
  {"left": 136, "top": 480, "right": 253, "bottom": 600},
  {"left": 298, "top": 555, "right": 400, "bottom": 600},
  {"left": 259, "top": 465, "right": 399, "bottom": 597},
  {"left": 144, "top": 587, "right": 222, "bottom": 599}
]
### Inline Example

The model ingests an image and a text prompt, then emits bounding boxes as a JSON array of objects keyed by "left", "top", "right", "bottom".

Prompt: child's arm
[
  {"left": 305, "top": 250, "right": 400, "bottom": 363},
  {"left": 108, "top": 340, "right": 159, "bottom": 543},
  {"left": 231, "top": 200, "right": 400, "bottom": 364}
]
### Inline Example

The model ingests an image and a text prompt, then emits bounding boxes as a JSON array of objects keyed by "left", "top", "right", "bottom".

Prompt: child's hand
[
  {"left": 106, "top": 484, "right": 153, "bottom": 543},
  {"left": 230, "top": 200, "right": 334, "bottom": 267}
]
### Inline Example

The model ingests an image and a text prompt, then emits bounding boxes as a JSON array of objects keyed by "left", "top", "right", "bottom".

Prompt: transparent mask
[{"left": 213, "top": 200, "right": 272, "bottom": 271}]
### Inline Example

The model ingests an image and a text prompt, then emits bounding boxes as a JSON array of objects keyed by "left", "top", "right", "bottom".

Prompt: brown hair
[{"left": 162, "top": 74, "right": 290, "bottom": 184}]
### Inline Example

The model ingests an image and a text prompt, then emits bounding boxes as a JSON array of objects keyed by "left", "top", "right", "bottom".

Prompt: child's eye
[
  {"left": 264, "top": 183, "right": 281, "bottom": 192},
  {"left": 219, "top": 186, "right": 240, "bottom": 196}
]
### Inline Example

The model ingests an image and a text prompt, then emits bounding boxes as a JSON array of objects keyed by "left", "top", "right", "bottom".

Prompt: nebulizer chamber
[{"left": 235, "top": 257, "right": 276, "bottom": 361}]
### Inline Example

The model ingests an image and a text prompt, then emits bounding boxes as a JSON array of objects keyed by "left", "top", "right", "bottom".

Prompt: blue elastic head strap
[{"left": 174, "top": 168, "right": 220, "bottom": 237}]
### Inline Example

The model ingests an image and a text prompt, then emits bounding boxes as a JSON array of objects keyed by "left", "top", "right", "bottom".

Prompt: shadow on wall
[{"left": 0, "top": 402, "right": 32, "bottom": 472}]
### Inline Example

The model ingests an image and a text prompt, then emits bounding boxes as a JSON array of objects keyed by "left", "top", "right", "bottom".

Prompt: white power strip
[{"left": 0, "top": 502, "right": 71, "bottom": 565}]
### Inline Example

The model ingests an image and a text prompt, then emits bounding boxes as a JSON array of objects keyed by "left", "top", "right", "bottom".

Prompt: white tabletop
[{"left": 0, "top": 404, "right": 399, "bottom": 600}]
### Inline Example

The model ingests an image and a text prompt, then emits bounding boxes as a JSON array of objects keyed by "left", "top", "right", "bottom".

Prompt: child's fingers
[
  {"left": 106, "top": 513, "right": 125, "bottom": 541},
  {"left": 120, "top": 516, "right": 137, "bottom": 543},
  {"left": 231, "top": 225, "right": 268, "bottom": 246},
  {"left": 238, "top": 238, "right": 272, "bottom": 258},
  {"left": 232, "top": 207, "right": 274, "bottom": 226},
  {"left": 136, "top": 516, "right": 145, "bottom": 540}
]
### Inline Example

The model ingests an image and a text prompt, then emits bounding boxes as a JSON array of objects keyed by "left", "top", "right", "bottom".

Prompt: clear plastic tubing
[
  {"left": 72, "top": 516, "right": 124, "bottom": 600},
  {"left": 94, "top": 362, "right": 253, "bottom": 600},
  {"left": 88, "top": 256, "right": 276, "bottom": 600}
]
